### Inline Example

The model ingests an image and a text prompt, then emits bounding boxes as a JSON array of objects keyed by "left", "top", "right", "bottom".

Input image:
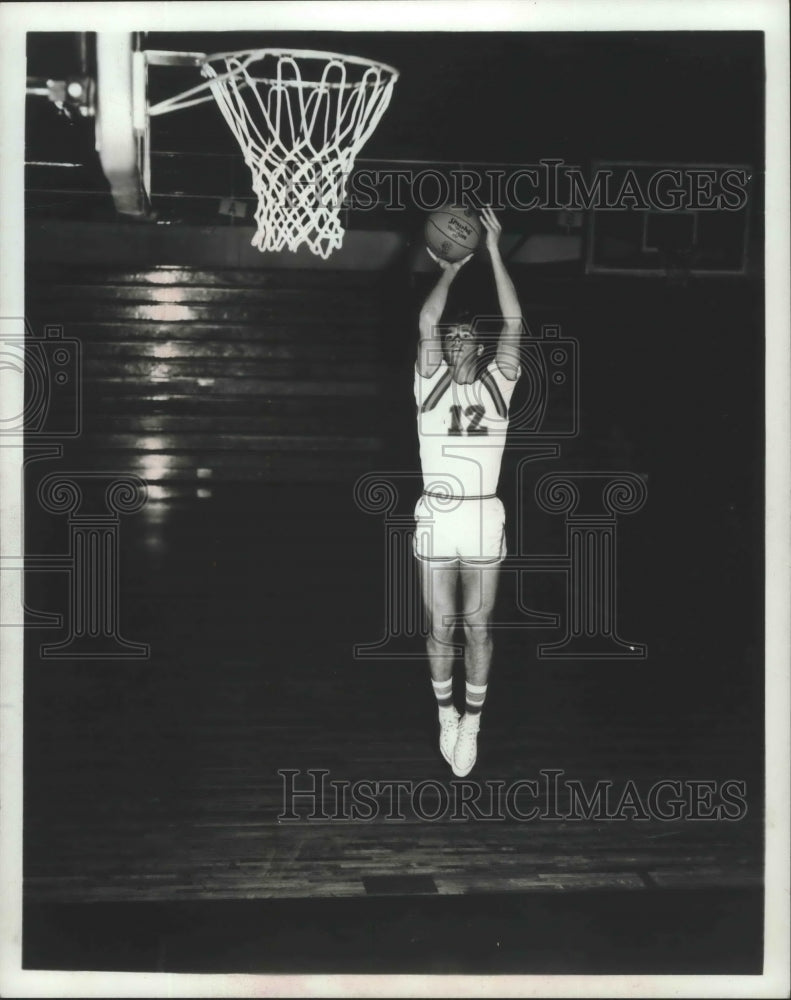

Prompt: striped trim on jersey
[
  {"left": 479, "top": 367, "right": 508, "bottom": 419},
  {"left": 422, "top": 491, "right": 497, "bottom": 500},
  {"left": 420, "top": 369, "right": 453, "bottom": 413},
  {"left": 418, "top": 363, "right": 509, "bottom": 418}
]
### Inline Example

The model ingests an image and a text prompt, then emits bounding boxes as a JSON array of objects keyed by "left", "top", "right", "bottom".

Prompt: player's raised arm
[
  {"left": 417, "top": 252, "right": 470, "bottom": 377},
  {"left": 481, "top": 207, "right": 522, "bottom": 381}
]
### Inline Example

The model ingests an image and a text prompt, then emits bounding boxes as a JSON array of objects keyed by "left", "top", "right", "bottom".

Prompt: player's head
[{"left": 443, "top": 309, "right": 483, "bottom": 370}]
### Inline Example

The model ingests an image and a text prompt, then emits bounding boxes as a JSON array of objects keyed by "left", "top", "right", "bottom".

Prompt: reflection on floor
[{"left": 23, "top": 489, "right": 763, "bottom": 973}]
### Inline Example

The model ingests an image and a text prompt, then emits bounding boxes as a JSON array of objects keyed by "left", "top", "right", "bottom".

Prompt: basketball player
[{"left": 414, "top": 206, "right": 521, "bottom": 776}]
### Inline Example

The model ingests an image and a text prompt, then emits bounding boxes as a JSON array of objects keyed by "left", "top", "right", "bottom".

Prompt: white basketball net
[{"left": 200, "top": 49, "right": 398, "bottom": 259}]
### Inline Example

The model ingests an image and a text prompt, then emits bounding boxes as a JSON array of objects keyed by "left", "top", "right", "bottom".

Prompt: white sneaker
[
  {"left": 438, "top": 707, "right": 460, "bottom": 766},
  {"left": 452, "top": 714, "right": 480, "bottom": 777}
]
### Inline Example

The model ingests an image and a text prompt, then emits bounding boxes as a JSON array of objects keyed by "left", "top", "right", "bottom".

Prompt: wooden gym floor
[
  {"left": 22, "top": 485, "right": 763, "bottom": 974},
  {"left": 20, "top": 266, "right": 764, "bottom": 973}
]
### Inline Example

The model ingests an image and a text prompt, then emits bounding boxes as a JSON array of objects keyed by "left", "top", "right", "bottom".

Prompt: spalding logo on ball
[{"left": 425, "top": 205, "right": 483, "bottom": 262}]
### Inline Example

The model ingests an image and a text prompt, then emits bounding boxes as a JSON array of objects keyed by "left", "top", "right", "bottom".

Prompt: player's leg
[
  {"left": 417, "top": 556, "right": 458, "bottom": 680},
  {"left": 459, "top": 558, "right": 500, "bottom": 688},
  {"left": 416, "top": 556, "right": 461, "bottom": 764},
  {"left": 452, "top": 559, "right": 501, "bottom": 776},
  {"left": 450, "top": 495, "right": 506, "bottom": 776}
]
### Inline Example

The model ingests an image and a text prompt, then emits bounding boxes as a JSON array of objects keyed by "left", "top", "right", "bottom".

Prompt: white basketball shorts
[{"left": 413, "top": 494, "right": 506, "bottom": 564}]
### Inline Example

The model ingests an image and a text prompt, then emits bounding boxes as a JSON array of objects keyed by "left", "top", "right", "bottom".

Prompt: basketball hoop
[{"left": 192, "top": 49, "right": 398, "bottom": 258}]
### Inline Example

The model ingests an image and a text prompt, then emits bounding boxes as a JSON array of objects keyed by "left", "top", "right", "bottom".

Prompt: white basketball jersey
[{"left": 415, "top": 359, "right": 519, "bottom": 498}]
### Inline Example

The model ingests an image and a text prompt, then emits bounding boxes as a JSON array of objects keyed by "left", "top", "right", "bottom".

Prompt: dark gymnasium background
[{"left": 21, "top": 30, "right": 764, "bottom": 975}]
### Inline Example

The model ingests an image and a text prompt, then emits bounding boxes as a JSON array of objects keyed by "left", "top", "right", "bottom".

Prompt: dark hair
[{"left": 448, "top": 307, "right": 474, "bottom": 327}]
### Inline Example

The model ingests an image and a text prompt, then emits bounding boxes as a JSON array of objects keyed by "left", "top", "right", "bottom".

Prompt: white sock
[
  {"left": 464, "top": 682, "right": 487, "bottom": 727},
  {"left": 431, "top": 677, "right": 454, "bottom": 712}
]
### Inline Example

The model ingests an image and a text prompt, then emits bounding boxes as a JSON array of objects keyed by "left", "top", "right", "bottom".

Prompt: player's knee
[
  {"left": 462, "top": 614, "right": 492, "bottom": 646},
  {"left": 427, "top": 611, "right": 455, "bottom": 647},
  {"left": 428, "top": 623, "right": 455, "bottom": 647}
]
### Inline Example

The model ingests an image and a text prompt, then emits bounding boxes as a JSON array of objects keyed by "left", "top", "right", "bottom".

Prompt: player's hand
[
  {"left": 480, "top": 206, "right": 502, "bottom": 254},
  {"left": 427, "top": 246, "right": 472, "bottom": 274}
]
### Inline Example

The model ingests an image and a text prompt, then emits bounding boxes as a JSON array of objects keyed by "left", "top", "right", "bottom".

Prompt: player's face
[{"left": 444, "top": 325, "right": 478, "bottom": 367}]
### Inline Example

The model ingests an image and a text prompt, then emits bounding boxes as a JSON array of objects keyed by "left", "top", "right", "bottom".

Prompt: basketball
[{"left": 424, "top": 205, "right": 483, "bottom": 262}]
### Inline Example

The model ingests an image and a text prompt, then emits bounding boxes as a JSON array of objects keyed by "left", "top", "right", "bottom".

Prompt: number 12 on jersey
[{"left": 448, "top": 405, "right": 488, "bottom": 436}]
